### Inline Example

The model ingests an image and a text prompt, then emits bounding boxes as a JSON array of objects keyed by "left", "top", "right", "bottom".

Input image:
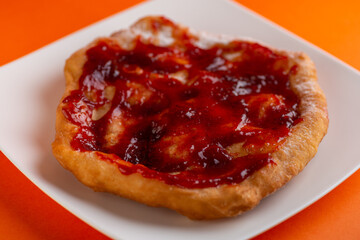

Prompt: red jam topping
[{"left": 62, "top": 34, "right": 301, "bottom": 188}]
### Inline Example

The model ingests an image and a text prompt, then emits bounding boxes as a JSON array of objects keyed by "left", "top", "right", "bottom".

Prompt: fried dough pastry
[{"left": 52, "top": 16, "right": 328, "bottom": 219}]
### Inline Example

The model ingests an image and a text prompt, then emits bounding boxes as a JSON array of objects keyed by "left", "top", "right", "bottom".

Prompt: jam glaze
[{"left": 62, "top": 33, "right": 301, "bottom": 188}]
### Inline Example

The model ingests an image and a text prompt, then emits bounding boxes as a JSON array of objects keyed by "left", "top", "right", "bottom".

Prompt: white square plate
[{"left": 1, "top": 0, "right": 359, "bottom": 239}]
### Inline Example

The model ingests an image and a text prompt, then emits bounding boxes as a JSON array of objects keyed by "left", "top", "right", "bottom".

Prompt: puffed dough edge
[{"left": 52, "top": 16, "right": 328, "bottom": 220}]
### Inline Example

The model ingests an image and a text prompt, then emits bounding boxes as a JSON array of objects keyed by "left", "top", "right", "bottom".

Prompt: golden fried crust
[{"left": 52, "top": 16, "right": 328, "bottom": 220}]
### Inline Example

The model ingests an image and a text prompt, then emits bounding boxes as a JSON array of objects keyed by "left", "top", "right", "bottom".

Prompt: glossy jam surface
[{"left": 62, "top": 33, "right": 301, "bottom": 188}]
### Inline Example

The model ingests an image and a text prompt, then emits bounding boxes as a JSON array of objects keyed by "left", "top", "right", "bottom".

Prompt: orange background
[{"left": 1, "top": 0, "right": 360, "bottom": 239}]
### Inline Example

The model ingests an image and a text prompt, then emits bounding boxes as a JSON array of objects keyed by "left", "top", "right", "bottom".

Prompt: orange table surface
[{"left": 1, "top": 0, "right": 360, "bottom": 239}]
